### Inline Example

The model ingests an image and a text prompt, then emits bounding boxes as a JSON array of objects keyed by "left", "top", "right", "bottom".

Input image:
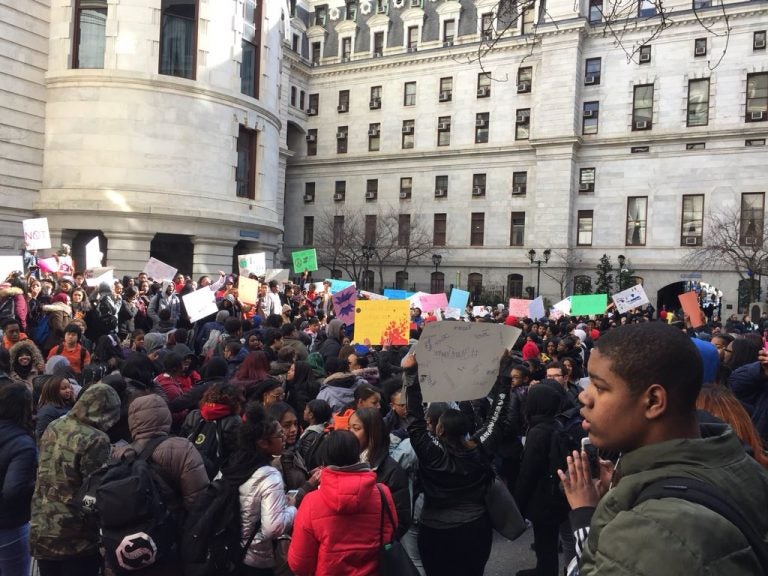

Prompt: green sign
[
  {"left": 570, "top": 294, "right": 608, "bottom": 316},
  {"left": 292, "top": 248, "right": 318, "bottom": 273}
]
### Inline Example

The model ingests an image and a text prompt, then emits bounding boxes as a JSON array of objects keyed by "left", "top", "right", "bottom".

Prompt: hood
[
  {"left": 526, "top": 380, "right": 565, "bottom": 420},
  {"left": 326, "top": 319, "right": 344, "bottom": 342},
  {"left": 692, "top": 338, "right": 719, "bottom": 384},
  {"left": 0, "top": 420, "right": 27, "bottom": 450},
  {"left": 143, "top": 332, "right": 165, "bottom": 354},
  {"left": 0, "top": 286, "right": 22, "bottom": 298},
  {"left": 45, "top": 355, "right": 70, "bottom": 375},
  {"left": 10, "top": 340, "right": 44, "bottom": 367},
  {"left": 161, "top": 281, "right": 174, "bottom": 296},
  {"left": 69, "top": 383, "right": 121, "bottom": 431},
  {"left": 172, "top": 343, "right": 194, "bottom": 358},
  {"left": 43, "top": 301, "right": 73, "bottom": 315},
  {"left": 318, "top": 465, "right": 377, "bottom": 515},
  {"left": 98, "top": 281, "right": 112, "bottom": 294},
  {"left": 127, "top": 394, "right": 172, "bottom": 439},
  {"left": 323, "top": 372, "right": 358, "bottom": 388}
]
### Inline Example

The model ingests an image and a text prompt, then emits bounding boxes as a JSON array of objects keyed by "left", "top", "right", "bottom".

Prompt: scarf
[{"left": 200, "top": 402, "right": 233, "bottom": 421}]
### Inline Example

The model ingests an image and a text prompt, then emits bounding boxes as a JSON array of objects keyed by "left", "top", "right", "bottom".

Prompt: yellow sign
[
  {"left": 353, "top": 300, "right": 411, "bottom": 346},
  {"left": 238, "top": 276, "right": 260, "bottom": 305}
]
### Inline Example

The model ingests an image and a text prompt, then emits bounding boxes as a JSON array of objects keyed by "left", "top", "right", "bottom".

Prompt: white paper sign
[
  {"left": 238, "top": 252, "right": 266, "bottom": 277},
  {"left": 409, "top": 291, "right": 427, "bottom": 309},
  {"left": 612, "top": 284, "right": 650, "bottom": 314},
  {"left": 85, "top": 236, "right": 102, "bottom": 269},
  {"left": 415, "top": 322, "right": 522, "bottom": 402},
  {"left": 0, "top": 255, "right": 24, "bottom": 281},
  {"left": 472, "top": 305, "right": 488, "bottom": 317},
  {"left": 443, "top": 306, "right": 462, "bottom": 319},
  {"left": 86, "top": 268, "right": 116, "bottom": 287},
  {"left": 359, "top": 290, "right": 388, "bottom": 300},
  {"left": 553, "top": 297, "right": 572, "bottom": 315},
  {"left": 143, "top": 257, "right": 177, "bottom": 282},
  {"left": 528, "top": 296, "right": 546, "bottom": 321},
  {"left": 182, "top": 287, "right": 219, "bottom": 323},
  {"left": 22, "top": 218, "right": 51, "bottom": 250},
  {"left": 264, "top": 269, "right": 290, "bottom": 283}
]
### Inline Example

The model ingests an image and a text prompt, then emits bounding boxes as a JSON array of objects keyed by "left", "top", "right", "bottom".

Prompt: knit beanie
[{"left": 522, "top": 341, "right": 540, "bottom": 361}]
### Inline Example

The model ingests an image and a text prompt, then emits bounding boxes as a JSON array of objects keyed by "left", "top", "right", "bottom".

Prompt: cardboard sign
[
  {"left": 472, "top": 305, "right": 489, "bottom": 317},
  {"left": 408, "top": 291, "right": 427, "bottom": 309},
  {"left": 353, "top": 300, "right": 411, "bottom": 345},
  {"left": 22, "top": 218, "right": 51, "bottom": 250},
  {"left": 86, "top": 268, "right": 116, "bottom": 287},
  {"left": 612, "top": 284, "right": 650, "bottom": 314},
  {"left": 182, "top": 287, "right": 219, "bottom": 323},
  {"left": 570, "top": 294, "right": 608, "bottom": 316},
  {"left": 508, "top": 298, "right": 531, "bottom": 318},
  {"left": 415, "top": 322, "right": 522, "bottom": 402},
  {"left": 143, "top": 257, "right": 177, "bottom": 282},
  {"left": 448, "top": 288, "right": 470, "bottom": 312},
  {"left": 238, "top": 252, "right": 266, "bottom": 277},
  {"left": 443, "top": 306, "right": 462, "bottom": 319},
  {"left": 291, "top": 248, "right": 318, "bottom": 273},
  {"left": 528, "top": 296, "right": 546, "bottom": 321},
  {"left": 678, "top": 291, "right": 704, "bottom": 328},
  {"left": 327, "top": 279, "right": 355, "bottom": 295},
  {"left": 549, "top": 308, "right": 564, "bottom": 321},
  {"left": 264, "top": 269, "right": 290, "bottom": 283},
  {"left": 0, "top": 255, "right": 24, "bottom": 281},
  {"left": 359, "top": 290, "right": 388, "bottom": 300},
  {"left": 383, "top": 288, "right": 409, "bottom": 300},
  {"left": 553, "top": 297, "right": 572, "bottom": 315},
  {"left": 332, "top": 284, "right": 358, "bottom": 325},
  {"left": 84, "top": 236, "right": 102, "bottom": 270},
  {"left": 419, "top": 292, "right": 449, "bottom": 313},
  {"left": 238, "top": 276, "right": 260, "bottom": 305}
]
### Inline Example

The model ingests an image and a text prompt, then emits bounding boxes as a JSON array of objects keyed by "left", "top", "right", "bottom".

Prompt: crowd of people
[{"left": 1, "top": 261, "right": 768, "bottom": 576}]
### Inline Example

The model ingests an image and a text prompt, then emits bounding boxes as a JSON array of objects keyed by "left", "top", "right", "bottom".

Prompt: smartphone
[{"left": 581, "top": 437, "right": 600, "bottom": 478}]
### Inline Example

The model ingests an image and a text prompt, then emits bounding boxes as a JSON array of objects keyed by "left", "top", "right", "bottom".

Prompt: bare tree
[
  {"left": 540, "top": 249, "right": 578, "bottom": 299},
  {"left": 313, "top": 207, "right": 365, "bottom": 281}
]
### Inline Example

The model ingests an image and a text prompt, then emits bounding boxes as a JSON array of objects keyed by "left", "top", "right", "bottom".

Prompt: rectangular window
[
  {"left": 311, "top": 41, "right": 321, "bottom": 64},
  {"left": 585, "top": 57, "right": 601, "bottom": 85},
  {"left": 481, "top": 13, "right": 494, "bottom": 40},
  {"left": 754, "top": 31, "right": 767, "bottom": 51},
  {"left": 366, "top": 179, "right": 378, "bottom": 201},
  {"left": 398, "top": 214, "right": 411, "bottom": 246},
  {"left": 303, "top": 216, "right": 314, "bottom": 245},
  {"left": 638, "top": 0, "right": 657, "bottom": 18},
  {"left": 439, "top": 77, "right": 453, "bottom": 102},
  {"left": 579, "top": 168, "right": 596, "bottom": 192},
  {"left": 404, "top": 82, "right": 416, "bottom": 106},
  {"left": 346, "top": 1, "right": 357, "bottom": 20},
  {"left": 299, "top": 91, "right": 305, "bottom": 110},
  {"left": 686, "top": 142, "right": 705, "bottom": 150},
  {"left": 304, "top": 182, "right": 315, "bottom": 203},
  {"left": 435, "top": 175, "right": 448, "bottom": 198},
  {"left": 477, "top": 72, "right": 491, "bottom": 97},
  {"left": 746, "top": 138, "right": 766, "bottom": 147},
  {"left": 693, "top": 0, "right": 711, "bottom": 8},
  {"left": 434, "top": 213, "right": 447, "bottom": 246},
  {"left": 512, "top": 171, "right": 527, "bottom": 195},
  {"left": 681, "top": 195, "right": 704, "bottom": 246},
  {"left": 334, "top": 181, "right": 346, "bottom": 202},
  {"left": 161, "top": 0, "right": 199, "bottom": 79},
  {"left": 365, "top": 214, "right": 377, "bottom": 244},
  {"left": 370, "top": 85, "right": 382, "bottom": 109},
  {"left": 407, "top": 26, "right": 419, "bottom": 50},
  {"left": 577, "top": 210, "right": 594, "bottom": 246},
  {"left": 368, "top": 122, "right": 381, "bottom": 151},
  {"left": 236, "top": 126, "right": 256, "bottom": 200},
  {"left": 307, "top": 93, "right": 319, "bottom": 115},
  {"left": 292, "top": 34, "right": 299, "bottom": 52},
  {"left": 583, "top": 101, "right": 599, "bottom": 135},
  {"left": 471, "top": 213, "right": 485, "bottom": 246},
  {"left": 517, "top": 67, "right": 532, "bottom": 93},
  {"left": 510, "top": 212, "right": 525, "bottom": 246},
  {"left": 373, "top": 31, "right": 384, "bottom": 56},
  {"left": 336, "top": 126, "right": 348, "bottom": 153},
  {"left": 521, "top": 7, "right": 534, "bottom": 34},
  {"left": 515, "top": 108, "right": 530, "bottom": 140},
  {"left": 338, "top": 90, "right": 350, "bottom": 112},
  {"left": 315, "top": 5, "right": 328, "bottom": 26},
  {"left": 399, "top": 177, "right": 412, "bottom": 200},
  {"left": 687, "top": 78, "right": 710, "bottom": 127},
  {"left": 588, "top": 0, "right": 603, "bottom": 23},
  {"left": 402, "top": 119, "right": 415, "bottom": 149},
  {"left": 740, "top": 192, "right": 765, "bottom": 245},
  {"left": 73, "top": 0, "right": 107, "bottom": 69},
  {"left": 333, "top": 215, "right": 344, "bottom": 246},
  {"left": 472, "top": 173, "right": 486, "bottom": 196},
  {"left": 437, "top": 116, "right": 451, "bottom": 146},
  {"left": 306, "top": 129, "right": 317, "bottom": 155},
  {"left": 746, "top": 73, "right": 768, "bottom": 122},
  {"left": 639, "top": 44, "right": 652, "bottom": 64},
  {"left": 290, "top": 87, "right": 297, "bottom": 107},
  {"left": 475, "top": 112, "right": 490, "bottom": 143},
  {"left": 632, "top": 84, "right": 654, "bottom": 130},
  {"left": 626, "top": 196, "right": 648, "bottom": 246},
  {"left": 694, "top": 38, "right": 707, "bottom": 57},
  {"left": 341, "top": 37, "right": 352, "bottom": 61},
  {"left": 240, "top": 0, "right": 261, "bottom": 93},
  {"left": 443, "top": 19, "right": 455, "bottom": 45}
]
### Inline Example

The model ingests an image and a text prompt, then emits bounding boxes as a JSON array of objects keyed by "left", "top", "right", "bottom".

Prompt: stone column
[
  {"left": 192, "top": 237, "right": 236, "bottom": 278},
  {"left": 105, "top": 231, "right": 153, "bottom": 276}
]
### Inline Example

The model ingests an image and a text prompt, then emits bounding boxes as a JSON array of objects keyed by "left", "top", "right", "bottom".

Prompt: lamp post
[
  {"left": 362, "top": 244, "right": 375, "bottom": 291},
  {"left": 431, "top": 253, "right": 442, "bottom": 292},
  {"left": 617, "top": 254, "right": 627, "bottom": 291},
  {"left": 528, "top": 248, "right": 551, "bottom": 298}
]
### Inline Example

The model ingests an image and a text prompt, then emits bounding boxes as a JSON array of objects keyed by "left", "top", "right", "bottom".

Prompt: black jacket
[
  {"left": 0, "top": 420, "right": 38, "bottom": 529},
  {"left": 372, "top": 452, "right": 412, "bottom": 538}
]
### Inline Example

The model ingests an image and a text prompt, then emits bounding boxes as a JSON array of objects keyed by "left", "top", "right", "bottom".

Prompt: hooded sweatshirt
[
  {"left": 9, "top": 339, "right": 45, "bottom": 384},
  {"left": 317, "top": 319, "right": 343, "bottom": 364}
]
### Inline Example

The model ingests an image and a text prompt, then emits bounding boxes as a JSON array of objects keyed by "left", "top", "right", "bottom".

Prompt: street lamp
[
  {"left": 528, "top": 248, "right": 551, "bottom": 298},
  {"left": 431, "top": 253, "right": 443, "bottom": 293},
  {"left": 618, "top": 254, "right": 627, "bottom": 291},
  {"left": 362, "top": 244, "right": 375, "bottom": 290}
]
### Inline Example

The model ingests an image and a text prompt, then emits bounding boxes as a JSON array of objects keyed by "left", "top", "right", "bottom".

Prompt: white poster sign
[
  {"left": 359, "top": 290, "right": 388, "bottom": 300},
  {"left": 264, "top": 269, "right": 290, "bottom": 283},
  {"left": 22, "top": 218, "right": 51, "bottom": 250},
  {"left": 182, "top": 287, "right": 219, "bottom": 323},
  {"left": 85, "top": 236, "right": 102, "bottom": 269},
  {"left": 86, "top": 268, "right": 116, "bottom": 287},
  {"left": 143, "top": 257, "right": 177, "bottom": 282},
  {"left": 612, "top": 284, "right": 650, "bottom": 314},
  {"left": 0, "top": 256, "right": 24, "bottom": 281},
  {"left": 553, "top": 297, "right": 572, "bottom": 315},
  {"left": 238, "top": 252, "right": 267, "bottom": 277}
]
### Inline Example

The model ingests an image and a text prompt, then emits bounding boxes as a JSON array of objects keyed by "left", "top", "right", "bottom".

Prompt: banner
[
  {"left": 84, "top": 236, "right": 102, "bottom": 270},
  {"left": 678, "top": 291, "right": 704, "bottom": 328},
  {"left": 22, "top": 218, "right": 51, "bottom": 250},
  {"left": 332, "top": 284, "right": 358, "bottom": 325},
  {"left": 570, "top": 294, "right": 608, "bottom": 316},
  {"left": 448, "top": 288, "right": 470, "bottom": 312},
  {"left": 353, "top": 300, "right": 410, "bottom": 345},
  {"left": 238, "top": 252, "right": 266, "bottom": 277},
  {"left": 415, "top": 322, "right": 522, "bottom": 402},
  {"left": 143, "top": 257, "right": 177, "bottom": 282},
  {"left": 182, "top": 287, "right": 219, "bottom": 323},
  {"left": 0, "top": 255, "right": 24, "bottom": 281},
  {"left": 238, "top": 276, "right": 260, "bottom": 305},
  {"left": 508, "top": 298, "right": 531, "bottom": 318},
  {"left": 418, "top": 293, "right": 449, "bottom": 313},
  {"left": 612, "top": 284, "right": 650, "bottom": 314},
  {"left": 291, "top": 248, "right": 318, "bottom": 273},
  {"left": 528, "top": 296, "right": 546, "bottom": 321}
]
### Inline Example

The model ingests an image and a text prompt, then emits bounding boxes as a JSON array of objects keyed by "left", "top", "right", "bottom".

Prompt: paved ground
[{"left": 486, "top": 527, "right": 566, "bottom": 576}]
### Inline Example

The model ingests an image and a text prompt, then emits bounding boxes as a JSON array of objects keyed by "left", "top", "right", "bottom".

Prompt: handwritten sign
[
  {"left": 570, "top": 294, "right": 608, "bottom": 316},
  {"left": 332, "top": 285, "right": 358, "bottom": 325},
  {"left": 553, "top": 297, "right": 571, "bottom": 315},
  {"left": 612, "top": 284, "right": 650, "bottom": 314},
  {"left": 238, "top": 276, "right": 259, "bottom": 305},
  {"left": 419, "top": 292, "right": 449, "bottom": 313},
  {"left": 472, "top": 306, "right": 489, "bottom": 317},
  {"left": 238, "top": 252, "right": 266, "bottom": 277},
  {"left": 359, "top": 290, "right": 388, "bottom": 300},
  {"left": 22, "top": 218, "right": 51, "bottom": 250},
  {"left": 444, "top": 306, "right": 462, "bottom": 319},
  {"left": 264, "top": 269, "right": 290, "bottom": 283},
  {"left": 86, "top": 268, "right": 116, "bottom": 287},
  {"left": 37, "top": 257, "right": 59, "bottom": 274},
  {"left": 327, "top": 279, "right": 355, "bottom": 295},
  {"left": 291, "top": 248, "right": 318, "bottom": 273},
  {"left": 508, "top": 298, "right": 531, "bottom": 318},
  {"left": 448, "top": 288, "right": 470, "bottom": 312},
  {"left": 353, "top": 300, "right": 410, "bottom": 345},
  {"left": 678, "top": 291, "right": 704, "bottom": 328},
  {"left": 408, "top": 291, "right": 427, "bottom": 309},
  {"left": 415, "top": 322, "right": 522, "bottom": 402},
  {"left": 85, "top": 236, "right": 102, "bottom": 270},
  {"left": 143, "top": 257, "right": 177, "bottom": 282},
  {"left": 528, "top": 296, "right": 546, "bottom": 321},
  {"left": 549, "top": 308, "right": 564, "bottom": 321},
  {"left": 0, "top": 255, "right": 24, "bottom": 281},
  {"left": 182, "top": 287, "right": 219, "bottom": 323}
]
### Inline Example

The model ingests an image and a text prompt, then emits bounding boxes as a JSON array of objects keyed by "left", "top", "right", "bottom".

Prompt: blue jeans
[{"left": 0, "top": 523, "right": 31, "bottom": 576}]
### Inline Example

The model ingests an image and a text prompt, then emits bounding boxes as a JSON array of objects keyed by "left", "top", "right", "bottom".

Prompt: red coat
[{"left": 288, "top": 466, "right": 397, "bottom": 576}]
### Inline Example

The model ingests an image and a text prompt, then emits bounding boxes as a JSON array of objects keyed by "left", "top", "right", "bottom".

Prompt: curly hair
[
  {"left": 239, "top": 402, "right": 279, "bottom": 453},
  {"left": 201, "top": 382, "right": 243, "bottom": 413}
]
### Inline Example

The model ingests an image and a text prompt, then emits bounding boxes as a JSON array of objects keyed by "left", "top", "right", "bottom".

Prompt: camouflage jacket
[{"left": 30, "top": 383, "right": 121, "bottom": 559}]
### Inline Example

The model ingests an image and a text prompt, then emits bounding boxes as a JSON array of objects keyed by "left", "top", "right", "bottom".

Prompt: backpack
[
  {"left": 201, "top": 328, "right": 222, "bottom": 359},
  {"left": 98, "top": 297, "right": 119, "bottom": 333},
  {"left": 0, "top": 297, "right": 15, "bottom": 323},
  {"left": 32, "top": 315, "right": 50, "bottom": 345},
  {"left": 77, "top": 436, "right": 177, "bottom": 574},
  {"left": 188, "top": 417, "right": 224, "bottom": 480},
  {"left": 55, "top": 343, "right": 87, "bottom": 373},
  {"left": 548, "top": 406, "right": 587, "bottom": 496}
]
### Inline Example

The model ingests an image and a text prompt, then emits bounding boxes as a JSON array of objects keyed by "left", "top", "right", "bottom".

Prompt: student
[
  {"left": 46, "top": 323, "right": 90, "bottom": 377},
  {"left": 559, "top": 322, "right": 768, "bottom": 575}
]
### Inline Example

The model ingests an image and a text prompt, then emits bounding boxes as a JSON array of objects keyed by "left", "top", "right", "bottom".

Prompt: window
[
  {"left": 235, "top": 126, "right": 256, "bottom": 200},
  {"left": 579, "top": 168, "right": 596, "bottom": 192},
  {"left": 341, "top": 37, "right": 352, "bottom": 61},
  {"left": 517, "top": 67, "right": 532, "bottom": 93},
  {"left": 398, "top": 214, "right": 411, "bottom": 246},
  {"left": 434, "top": 213, "right": 447, "bottom": 246},
  {"left": 439, "top": 77, "right": 453, "bottom": 102},
  {"left": 336, "top": 126, "right": 348, "bottom": 153},
  {"left": 510, "top": 212, "right": 525, "bottom": 246},
  {"left": 585, "top": 57, "right": 601, "bottom": 85},
  {"left": 368, "top": 122, "right": 381, "bottom": 151},
  {"left": 303, "top": 216, "right": 314, "bottom": 245},
  {"left": 746, "top": 73, "right": 768, "bottom": 122},
  {"left": 475, "top": 112, "right": 489, "bottom": 143},
  {"left": 632, "top": 84, "right": 654, "bottom": 130},
  {"left": 471, "top": 213, "right": 485, "bottom": 246},
  {"left": 686, "top": 142, "right": 705, "bottom": 150},
  {"left": 346, "top": 1, "right": 357, "bottom": 20},
  {"left": 365, "top": 179, "right": 378, "bottom": 201},
  {"left": 577, "top": 211, "right": 593, "bottom": 246},
  {"left": 306, "top": 129, "right": 317, "bottom": 155},
  {"left": 292, "top": 34, "right": 299, "bottom": 52},
  {"left": 512, "top": 172, "right": 527, "bottom": 195},
  {"left": 431, "top": 272, "right": 445, "bottom": 294},
  {"left": 631, "top": 145, "right": 649, "bottom": 153},
  {"left": 521, "top": 7, "right": 534, "bottom": 34},
  {"left": 333, "top": 215, "right": 344, "bottom": 246},
  {"left": 407, "top": 26, "right": 419, "bottom": 51},
  {"left": 472, "top": 173, "right": 486, "bottom": 197},
  {"left": 404, "top": 82, "right": 416, "bottom": 106},
  {"left": 304, "top": 182, "right": 315, "bottom": 203},
  {"left": 160, "top": 0, "right": 198, "bottom": 79},
  {"left": 315, "top": 5, "right": 328, "bottom": 26},
  {"left": 681, "top": 195, "right": 704, "bottom": 246},
  {"left": 443, "top": 19, "right": 455, "bottom": 45},
  {"left": 365, "top": 214, "right": 377, "bottom": 244},
  {"left": 370, "top": 85, "right": 382, "bottom": 109},
  {"left": 435, "top": 175, "right": 448, "bottom": 198},
  {"left": 746, "top": 138, "right": 766, "bottom": 147},
  {"left": 338, "top": 90, "right": 350, "bottom": 112},
  {"left": 588, "top": 0, "right": 603, "bottom": 23},
  {"left": 299, "top": 91, "right": 305, "bottom": 109},
  {"left": 740, "top": 193, "right": 764, "bottom": 245},
  {"left": 477, "top": 72, "right": 491, "bottom": 97},
  {"left": 694, "top": 38, "right": 707, "bottom": 57},
  {"left": 507, "top": 273, "right": 523, "bottom": 298},
  {"left": 334, "top": 181, "right": 346, "bottom": 202},
  {"left": 305, "top": 92, "right": 318, "bottom": 113},
  {"left": 481, "top": 13, "right": 494, "bottom": 41},
  {"left": 626, "top": 196, "right": 648, "bottom": 246},
  {"left": 240, "top": 0, "right": 261, "bottom": 93},
  {"left": 73, "top": 0, "right": 107, "bottom": 69},
  {"left": 755, "top": 31, "right": 767, "bottom": 51},
  {"left": 399, "top": 177, "right": 412, "bottom": 200},
  {"left": 515, "top": 108, "right": 530, "bottom": 140},
  {"left": 638, "top": 0, "right": 656, "bottom": 18},
  {"left": 290, "top": 87, "right": 297, "bottom": 107},
  {"left": 437, "top": 116, "right": 451, "bottom": 146},
  {"left": 373, "top": 31, "right": 384, "bottom": 57},
  {"left": 639, "top": 44, "right": 652, "bottom": 64},
  {"left": 395, "top": 271, "right": 409, "bottom": 290},
  {"left": 311, "top": 41, "right": 321, "bottom": 64},
  {"left": 583, "top": 101, "right": 599, "bottom": 135},
  {"left": 687, "top": 78, "right": 710, "bottom": 127},
  {"left": 468, "top": 273, "right": 483, "bottom": 299},
  {"left": 402, "top": 120, "right": 415, "bottom": 149},
  {"left": 693, "top": 0, "right": 711, "bottom": 8}
]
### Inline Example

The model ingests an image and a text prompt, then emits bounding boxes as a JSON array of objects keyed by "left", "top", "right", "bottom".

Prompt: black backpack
[
  {"left": 548, "top": 406, "right": 587, "bottom": 495},
  {"left": 187, "top": 417, "right": 224, "bottom": 480},
  {"left": 0, "top": 297, "right": 15, "bottom": 323},
  {"left": 77, "top": 436, "right": 177, "bottom": 574},
  {"left": 98, "top": 297, "right": 119, "bottom": 333}
]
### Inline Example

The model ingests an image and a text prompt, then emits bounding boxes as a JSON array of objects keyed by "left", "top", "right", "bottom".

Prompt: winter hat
[
  {"left": 215, "top": 310, "right": 230, "bottom": 324},
  {"left": 691, "top": 338, "right": 719, "bottom": 384},
  {"left": 45, "top": 355, "right": 71, "bottom": 375},
  {"left": 282, "top": 304, "right": 292, "bottom": 314},
  {"left": 522, "top": 341, "right": 540, "bottom": 360},
  {"left": 51, "top": 293, "right": 69, "bottom": 304},
  {"left": 505, "top": 315, "right": 519, "bottom": 327},
  {"left": 98, "top": 281, "right": 112, "bottom": 294},
  {"left": 573, "top": 329, "right": 587, "bottom": 343},
  {"left": 143, "top": 332, "right": 165, "bottom": 355}
]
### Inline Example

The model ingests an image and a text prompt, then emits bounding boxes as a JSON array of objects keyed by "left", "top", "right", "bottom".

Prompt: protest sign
[
  {"left": 143, "top": 257, "right": 177, "bottom": 282},
  {"left": 22, "top": 218, "right": 51, "bottom": 250},
  {"left": 408, "top": 292, "right": 427, "bottom": 309},
  {"left": 332, "top": 285, "right": 358, "bottom": 325},
  {"left": 419, "top": 293, "right": 449, "bottom": 313},
  {"left": 86, "top": 268, "right": 116, "bottom": 287},
  {"left": 0, "top": 255, "right": 24, "bottom": 281},
  {"left": 570, "top": 294, "right": 608, "bottom": 316},
  {"left": 549, "top": 308, "right": 564, "bottom": 321},
  {"left": 553, "top": 297, "right": 571, "bottom": 315},
  {"left": 383, "top": 288, "right": 409, "bottom": 300},
  {"left": 292, "top": 248, "right": 318, "bottom": 273},
  {"left": 182, "top": 287, "right": 218, "bottom": 323},
  {"left": 359, "top": 290, "right": 388, "bottom": 300},
  {"left": 238, "top": 253, "right": 266, "bottom": 277},
  {"left": 238, "top": 276, "right": 259, "bottom": 305},
  {"left": 443, "top": 307, "right": 462, "bottom": 319},
  {"left": 448, "top": 288, "right": 470, "bottom": 312},
  {"left": 472, "top": 306, "right": 489, "bottom": 317},
  {"left": 528, "top": 296, "right": 546, "bottom": 320},
  {"left": 678, "top": 291, "right": 704, "bottom": 328},
  {"left": 354, "top": 300, "right": 410, "bottom": 345},
  {"left": 85, "top": 236, "right": 102, "bottom": 269},
  {"left": 508, "top": 298, "right": 531, "bottom": 318},
  {"left": 612, "top": 284, "right": 650, "bottom": 314},
  {"left": 415, "top": 322, "right": 522, "bottom": 402},
  {"left": 37, "top": 257, "right": 59, "bottom": 274},
  {"left": 327, "top": 279, "right": 355, "bottom": 294},
  {"left": 264, "top": 269, "right": 290, "bottom": 283}
]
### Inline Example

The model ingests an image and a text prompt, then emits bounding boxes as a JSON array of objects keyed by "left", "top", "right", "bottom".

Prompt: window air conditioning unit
[
  {"left": 306, "top": 134, "right": 316, "bottom": 142},
  {"left": 745, "top": 236, "right": 757, "bottom": 245},
  {"left": 402, "top": 126, "right": 414, "bottom": 134},
  {"left": 399, "top": 192, "right": 410, "bottom": 199},
  {"left": 756, "top": 38, "right": 767, "bottom": 49},
  {"left": 579, "top": 183, "right": 592, "bottom": 192},
  {"left": 472, "top": 186, "right": 485, "bottom": 196},
  {"left": 368, "top": 128, "right": 380, "bottom": 136},
  {"left": 333, "top": 193, "right": 345, "bottom": 201},
  {"left": 684, "top": 236, "right": 699, "bottom": 246},
  {"left": 512, "top": 186, "right": 525, "bottom": 195},
  {"left": 435, "top": 188, "right": 447, "bottom": 197},
  {"left": 438, "top": 122, "right": 450, "bottom": 130},
  {"left": 369, "top": 98, "right": 381, "bottom": 109},
  {"left": 477, "top": 86, "right": 489, "bottom": 97},
  {"left": 303, "top": 194, "right": 314, "bottom": 202},
  {"left": 439, "top": 91, "right": 452, "bottom": 102},
  {"left": 639, "top": 52, "right": 651, "bottom": 63},
  {"left": 695, "top": 45, "right": 706, "bottom": 56},
  {"left": 635, "top": 120, "right": 648, "bottom": 129},
  {"left": 751, "top": 111, "right": 766, "bottom": 121},
  {"left": 584, "top": 110, "right": 594, "bottom": 118},
  {"left": 407, "top": 46, "right": 418, "bottom": 53},
  {"left": 517, "top": 82, "right": 530, "bottom": 92},
  {"left": 476, "top": 118, "right": 487, "bottom": 127},
  {"left": 307, "top": 107, "right": 317, "bottom": 116},
  {"left": 517, "top": 112, "right": 529, "bottom": 123},
  {"left": 337, "top": 104, "right": 348, "bottom": 112},
  {"left": 365, "top": 191, "right": 377, "bottom": 199},
  {"left": 585, "top": 75, "right": 596, "bottom": 85},
  {"left": 336, "top": 132, "right": 346, "bottom": 139}
]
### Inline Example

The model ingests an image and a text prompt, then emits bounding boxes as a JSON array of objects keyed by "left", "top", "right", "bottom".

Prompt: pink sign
[
  {"left": 418, "top": 293, "right": 449, "bottom": 313},
  {"left": 508, "top": 298, "right": 531, "bottom": 318}
]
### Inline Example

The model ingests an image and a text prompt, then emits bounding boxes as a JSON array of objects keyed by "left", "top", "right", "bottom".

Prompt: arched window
[
  {"left": 507, "top": 273, "right": 523, "bottom": 299},
  {"left": 468, "top": 273, "right": 483, "bottom": 300},
  {"left": 395, "top": 270, "right": 409, "bottom": 290},
  {"left": 362, "top": 270, "right": 375, "bottom": 291},
  {"left": 574, "top": 275, "right": 593, "bottom": 295},
  {"left": 331, "top": 269, "right": 343, "bottom": 279},
  {"left": 430, "top": 271, "right": 445, "bottom": 294}
]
